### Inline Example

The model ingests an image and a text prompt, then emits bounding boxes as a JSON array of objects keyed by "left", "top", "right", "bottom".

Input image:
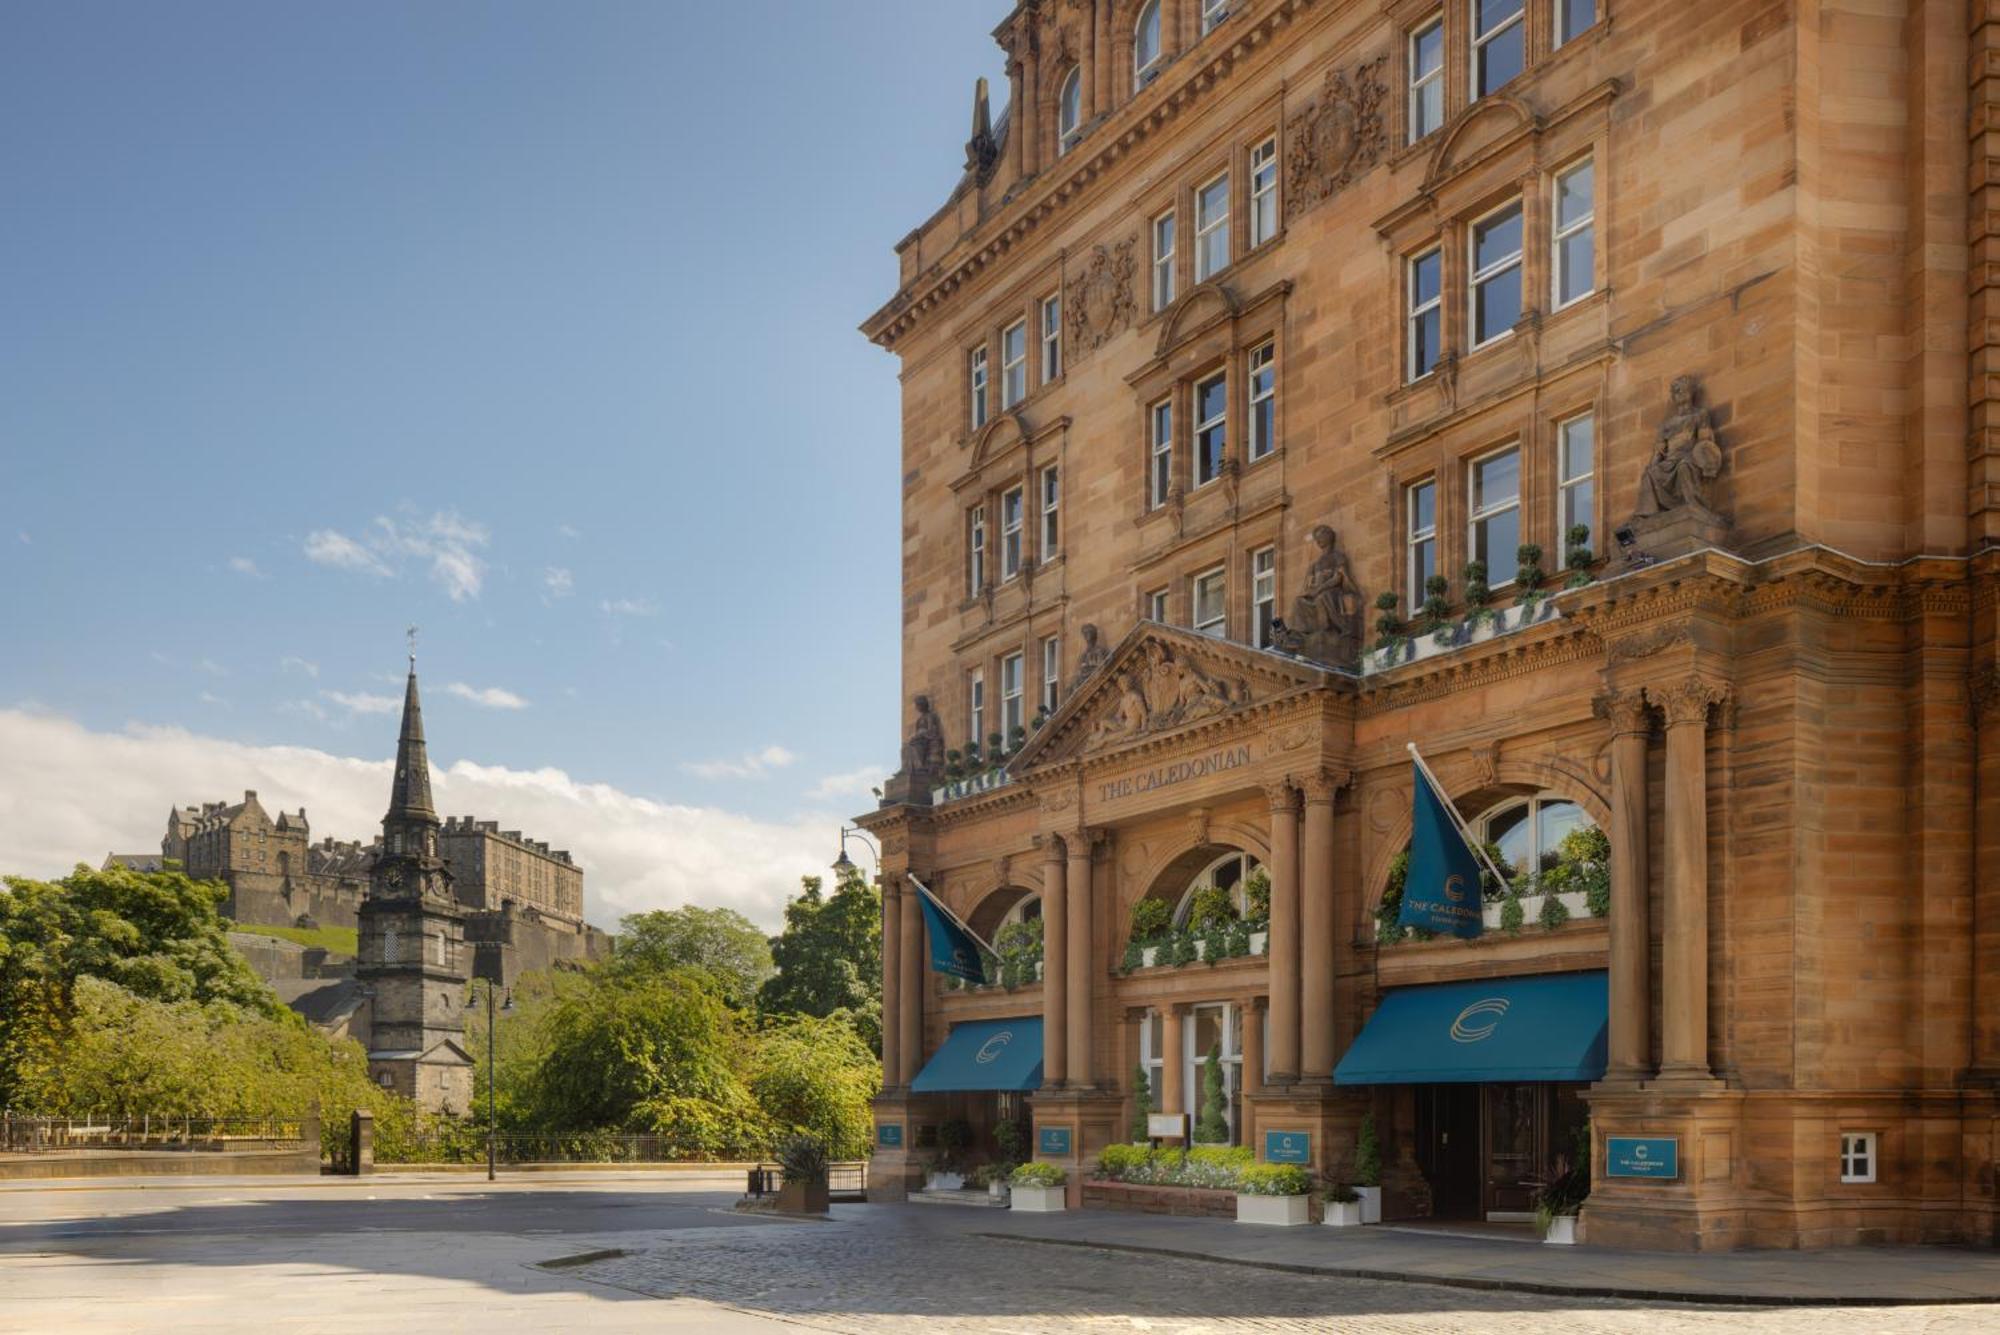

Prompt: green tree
[
  {"left": 747, "top": 1013, "right": 881, "bottom": 1160},
  {"left": 1129, "top": 1062, "right": 1154, "bottom": 1142},
  {"left": 1194, "top": 1043, "right": 1229, "bottom": 1144},
  {"left": 758, "top": 867, "right": 882, "bottom": 1052},
  {"left": 608, "top": 904, "right": 774, "bottom": 1007}
]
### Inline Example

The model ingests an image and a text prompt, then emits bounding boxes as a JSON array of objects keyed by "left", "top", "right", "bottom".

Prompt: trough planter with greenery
[
  {"left": 1010, "top": 1161, "right": 1067, "bottom": 1212},
  {"left": 1234, "top": 1162, "right": 1313, "bottom": 1226}
]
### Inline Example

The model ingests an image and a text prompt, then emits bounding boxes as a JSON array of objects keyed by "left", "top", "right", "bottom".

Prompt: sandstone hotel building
[{"left": 856, "top": 0, "right": 2000, "bottom": 1251}]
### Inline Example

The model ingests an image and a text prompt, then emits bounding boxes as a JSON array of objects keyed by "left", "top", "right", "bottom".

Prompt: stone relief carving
[
  {"left": 1651, "top": 678, "right": 1731, "bottom": 727},
  {"left": 1067, "top": 239, "right": 1138, "bottom": 356},
  {"left": 1273, "top": 525, "right": 1363, "bottom": 667},
  {"left": 1607, "top": 625, "right": 1693, "bottom": 664},
  {"left": 1085, "top": 641, "right": 1249, "bottom": 749},
  {"left": 1271, "top": 720, "right": 1316, "bottom": 752},
  {"left": 1068, "top": 622, "right": 1113, "bottom": 693},
  {"left": 1039, "top": 785, "right": 1077, "bottom": 814},
  {"left": 1595, "top": 688, "right": 1653, "bottom": 735},
  {"left": 1635, "top": 376, "right": 1725, "bottom": 522},
  {"left": 1284, "top": 56, "right": 1389, "bottom": 222}
]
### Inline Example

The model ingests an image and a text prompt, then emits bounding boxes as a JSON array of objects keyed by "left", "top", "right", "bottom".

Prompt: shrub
[
  {"left": 1538, "top": 890, "right": 1571, "bottom": 931},
  {"left": 1322, "top": 1181, "right": 1360, "bottom": 1204},
  {"left": 1500, "top": 892, "right": 1525, "bottom": 936},
  {"left": 1121, "top": 941, "right": 1144, "bottom": 973},
  {"left": 1011, "top": 1161, "right": 1066, "bottom": 1187},
  {"left": 1096, "top": 1142, "right": 1152, "bottom": 1180},
  {"left": 1355, "top": 1113, "right": 1382, "bottom": 1187},
  {"left": 1194, "top": 1045, "right": 1229, "bottom": 1144},
  {"left": 994, "top": 1117, "right": 1025, "bottom": 1166},
  {"left": 776, "top": 1133, "right": 829, "bottom": 1185},
  {"left": 1199, "top": 922, "right": 1229, "bottom": 965},
  {"left": 1188, "top": 1144, "right": 1254, "bottom": 1171},
  {"left": 1243, "top": 868, "right": 1271, "bottom": 923},
  {"left": 1127, "top": 897, "right": 1172, "bottom": 945},
  {"left": 1238, "top": 1163, "right": 1312, "bottom": 1196},
  {"left": 1166, "top": 931, "right": 1198, "bottom": 968},
  {"left": 1127, "top": 1065, "right": 1152, "bottom": 1142},
  {"left": 1373, "top": 591, "right": 1405, "bottom": 654},
  {"left": 1186, "top": 885, "right": 1238, "bottom": 932},
  {"left": 1375, "top": 850, "right": 1411, "bottom": 944}
]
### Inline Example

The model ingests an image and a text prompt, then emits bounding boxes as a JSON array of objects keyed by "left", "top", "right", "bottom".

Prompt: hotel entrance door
[{"left": 1414, "top": 1082, "right": 1587, "bottom": 1220}]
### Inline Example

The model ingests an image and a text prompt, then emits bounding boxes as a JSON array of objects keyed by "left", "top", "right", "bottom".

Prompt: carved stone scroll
[{"left": 1284, "top": 56, "right": 1389, "bottom": 222}]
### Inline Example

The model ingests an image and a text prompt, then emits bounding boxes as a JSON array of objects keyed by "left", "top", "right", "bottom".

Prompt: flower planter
[
  {"left": 1544, "top": 1214, "right": 1578, "bottom": 1245},
  {"left": 1250, "top": 930, "right": 1268, "bottom": 955},
  {"left": 987, "top": 1181, "right": 1010, "bottom": 1204},
  {"left": 1363, "top": 600, "right": 1564, "bottom": 675},
  {"left": 926, "top": 1172, "right": 965, "bottom": 1192},
  {"left": 775, "top": 1181, "right": 830, "bottom": 1214},
  {"left": 1011, "top": 1183, "right": 1065, "bottom": 1213},
  {"left": 1322, "top": 1199, "right": 1363, "bottom": 1227},
  {"left": 1355, "top": 1186, "right": 1382, "bottom": 1224},
  {"left": 1236, "top": 1193, "right": 1312, "bottom": 1227},
  {"left": 1482, "top": 891, "right": 1592, "bottom": 929}
]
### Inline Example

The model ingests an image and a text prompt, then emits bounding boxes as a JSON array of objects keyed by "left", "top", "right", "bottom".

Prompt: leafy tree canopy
[
  {"left": 608, "top": 904, "right": 774, "bottom": 1007},
  {"left": 757, "top": 867, "right": 881, "bottom": 1052},
  {"left": 748, "top": 1012, "right": 881, "bottom": 1160}
]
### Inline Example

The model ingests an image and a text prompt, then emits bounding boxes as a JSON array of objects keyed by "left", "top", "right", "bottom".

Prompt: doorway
[{"left": 1413, "top": 1082, "right": 1587, "bottom": 1220}]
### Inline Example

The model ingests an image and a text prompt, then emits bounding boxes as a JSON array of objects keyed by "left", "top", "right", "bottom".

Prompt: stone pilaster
[
  {"left": 898, "top": 874, "right": 923, "bottom": 1087},
  {"left": 1066, "top": 830, "right": 1096, "bottom": 1087},
  {"left": 1602, "top": 689, "right": 1654, "bottom": 1082},
  {"left": 1265, "top": 780, "right": 1301, "bottom": 1083},
  {"left": 1298, "top": 770, "right": 1341, "bottom": 1081},
  {"left": 1042, "top": 836, "right": 1069, "bottom": 1086},
  {"left": 1653, "top": 677, "right": 1729, "bottom": 1084},
  {"left": 1160, "top": 1003, "right": 1186, "bottom": 1118},
  {"left": 881, "top": 877, "right": 901, "bottom": 1090}
]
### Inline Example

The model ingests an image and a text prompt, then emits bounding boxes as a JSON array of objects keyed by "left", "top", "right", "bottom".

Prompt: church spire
[{"left": 386, "top": 643, "right": 438, "bottom": 829}]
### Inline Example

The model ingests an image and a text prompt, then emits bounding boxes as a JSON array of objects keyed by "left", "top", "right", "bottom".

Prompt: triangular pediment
[
  {"left": 419, "top": 1037, "right": 473, "bottom": 1067},
  {"left": 1009, "top": 622, "right": 1340, "bottom": 774}
]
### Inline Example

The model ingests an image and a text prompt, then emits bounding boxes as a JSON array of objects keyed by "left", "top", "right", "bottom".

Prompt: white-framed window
[
  {"left": 1408, "top": 248, "right": 1443, "bottom": 379},
  {"left": 1041, "top": 635, "right": 1061, "bottom": 715},
  {"left": 1470, "top": 200, "right": 1524, "bottom": 347},
  {"left": 1250, "top": 138, "right": 1278, "bottom": 246},
  {"left": 968, "top": 670, "right": 986, "bottom": 751},
  {"left": 1172, "top": 849, "right": 1264, "bottom": 926},
  {"left": 1840, "top": 1132, "right": 1878, "bottom": 1185},
  {"left": 1474, "top": 792, "right": 1594, "bottom": 886},
  {"left": 1153, "top": 210, "right": 1178, "bottom": 310},
  {"left": 1001, "top": 320, "right": 1028, "bottom": 408},
  {"left": 1556, "top": 0, "right": 1598, "bottom": 47},
  {"left": 1040, "top": 464, "right": 1061, "bottom": 557},
  {"left": 1185, "top": 1001, "right": 1244, "bottom": 1144},
  {"left": 1149, "top": 398, "right": 1174, "bottom": 508},
  {"left": 1135, "top": 0, "right": 1164, "bottom": 89},
  {"left": 1558, "top": 412, "right": 1595, "bottom": 559},
  {"left": 1041, "top": 294, "right": 1063, "bottom": 383},
  {"left": 1552, "top": 158, "right": 1595, "bottom": 309},
  {"left": 1252, "top": 546, "right": 1277, "bottom": 648},
  {"left": 1248, "top": 343, "right": 1276, "bottom": 461},
  {"left": 1469, "top": 444, "right": 1522, "bottom": 587},
  {"left": 1195, "top": 172, "right": 1230, "bottom": 281},
  {"left": 1193, "top": 566, "right": 1227, "bottom": 636},
  {"left": 1409, "top": 17, "right": 1445, "bottom": 141},
  {"left": 1407, "top": 478, "right": 1438, "bottom": 607},
  {"left": 969, "top": 345, "right": 989, "bottom": 430},
  {"left": 1139, "top": 1011, "right": 1165, "bottom": 1109},
  {"left": 1059, "top": 67, "right": 1084, "bottom": 153},
  {"left": 1194, "top": 372, "right": 1227, "bottom": 486},
  {"left": 1201, "top": 0, "right": 1231, "bottom": 35},
  {"left": 1473, "top": 0, "right": 1526, "bottom": 99},
  {"left": 1000, "top": 486, "right": 1025, "bottom": 579},
  {"left": 1147, "top": 587, "right": 1170, "bottom": 622},
  {"left": 1001, "top": 651, "right": 1025, "bottom": 745},
  {"left": 968, "top": 505, "right": 987, "bottom": 594}
]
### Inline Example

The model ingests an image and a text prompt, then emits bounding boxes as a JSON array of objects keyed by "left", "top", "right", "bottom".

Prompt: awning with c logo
[
  {"left": 910, "top": 1017, "right": 1045, "bottom": 1093},
  {"left": 1332, "top": 970, "right": 1607, "bottom": 1085}
]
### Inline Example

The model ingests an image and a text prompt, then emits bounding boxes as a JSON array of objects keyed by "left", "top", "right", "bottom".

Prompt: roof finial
[
  {"left": 964, "top": 77, "right": 999, "bottom": 183},
  {"left": 407, "top": 624, "right": 419, "bottom": 669}
]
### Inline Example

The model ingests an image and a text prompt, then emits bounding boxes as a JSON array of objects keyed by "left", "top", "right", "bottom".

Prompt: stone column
[
  {"left": 881, "top": 877, "right": 902, "bottom": 1089},
  {"left": 1655, "top": 679, "right": 1726, "bottom": 1081},
  {"left": 1265, "top": 780, "right": 1301, "bottom": 1083},
  {"left": 1299, "top": 771, "right": 1340, "bottom": 1080},
  {"left": 1161, "top": 1004, "right": 1185, "bottom": 1116},
  {"left": 1602, "top": 690, "right": 1653, "bottom": 1081},
  {"left": 1066, "top": 831, "right": 1095, "bottom": 1087},
  {"left": 1042, "top": 837, "right": 1069, "bottom": 1086},
  {"left": 1239, "top": 997, "right": 1264, "bottom": 1097},
  {"left": 899, "top": 876, "right": 924, "bottom": 1087},
  {"left": 1009, "top": 58, "right": 1030, "bottom": 181}
]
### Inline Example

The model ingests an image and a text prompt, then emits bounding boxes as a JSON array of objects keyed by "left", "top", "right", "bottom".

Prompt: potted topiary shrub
[
  {"left": 1193, "top": 1045, "right": 1230, "bottom": 1144},
  {"left": 1235, "top": 1162, "right": 1313, "bottom": 1226},
  {"left": 928, "top": 1119, "right": 972, "bottom": 1191},
  {"left": 1010, "top": 1161, "right": 1067, "bottom": 1212},
  {"left": 1128, "top": 1064, "right": 1154, "bottom": 1143},
  {"left": 774, "top": 1133, "right": 831, "bottom": 1215},
  {"left": 1321, "top": 1181, "right": 1363, "bottom": 1228},
  {"left": 1536, "top": 1127, "right": 1591, "bottom": 1245},
  {"left": 1372, "top": 591, "right": 1407, "bottom": 664},
  {"left": 1128, "top": 896, "right": 1172, "bottom": 967},
  {"left": 1354, "top": 1113, "right": 1383, "bottom": 1223}
]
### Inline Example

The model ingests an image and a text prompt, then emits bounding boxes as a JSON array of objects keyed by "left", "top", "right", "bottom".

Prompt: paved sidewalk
[{"left": 965, "top": 1205, "right": 2000, "bottom": 1306}]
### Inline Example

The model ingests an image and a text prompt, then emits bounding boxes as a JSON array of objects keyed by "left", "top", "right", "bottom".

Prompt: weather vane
[{"left": 407, "top": 624, "right": 419, "bottom": 667}]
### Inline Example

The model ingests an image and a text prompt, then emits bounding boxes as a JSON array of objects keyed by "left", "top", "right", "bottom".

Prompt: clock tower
[{"left": 357, "top": 651, "right": 472, "bottom": 1114}]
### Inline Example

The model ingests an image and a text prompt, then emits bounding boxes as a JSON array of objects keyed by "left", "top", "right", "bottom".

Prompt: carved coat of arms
[
  {"left": 1067, "top": 239, "right": 1138, "bottom": 356},
  {"left": 1286, "top": 56, "right": 1388, "bottom": 222}
]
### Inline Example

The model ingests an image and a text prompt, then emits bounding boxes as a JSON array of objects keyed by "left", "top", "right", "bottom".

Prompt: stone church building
[{"left": 857, "top": 0, "right": 2000, "bottom": 1251}]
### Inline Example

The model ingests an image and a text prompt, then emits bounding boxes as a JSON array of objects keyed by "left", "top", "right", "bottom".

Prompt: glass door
[
  {"left": 1483, "top": 1083, "right": 1541, "bottom": 1215},
  {"left": 1184, "top": 1003, "right": 1241, "bottom": 1143}
]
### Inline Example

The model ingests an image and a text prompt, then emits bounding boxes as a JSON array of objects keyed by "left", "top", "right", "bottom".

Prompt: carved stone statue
[
  {"left": 1068, "top": 622, "right": 1111, "bottom": 692},
  {"left": 1274, "top": 525, "right": 1362, "bottom": 666},
  {"left": 902, "top": 694, "right": 945, "bottom": 780},
  {"left": 1634, "top": 376, "right": 1724, "bottom": 521},
  {"left": 1084, "top": 641, "right": 1248, "bottom": 749}
]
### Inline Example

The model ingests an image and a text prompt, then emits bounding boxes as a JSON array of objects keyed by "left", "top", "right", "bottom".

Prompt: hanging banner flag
[
  {"left": 1397, "top": 751, "right": 1489, "bottom": 940},
  {"left": 909, "top": 875, "right": 991, "bottom": 985}
]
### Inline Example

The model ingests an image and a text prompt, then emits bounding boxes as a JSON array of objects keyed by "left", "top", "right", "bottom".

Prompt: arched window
[
  {"left": 1058, "top": 67, "right": 1083, "bottom": 154},
  {"left": 1134, "top": 1, "right": 1164, "bottom": 90},
  {"left": 1171, "top": 849, "right": 1264, "bottom": 928},
  {"left": 1472, "top": 793, "right": 1591, "bottom": 884},
  {"left": 1001, "top": 893, "right": 1042, "bottom": 929}
]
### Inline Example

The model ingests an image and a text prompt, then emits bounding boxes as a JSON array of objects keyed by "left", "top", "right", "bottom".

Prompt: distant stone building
[{"left": 148, "top": 794, "right": 371, "bottom": 929}]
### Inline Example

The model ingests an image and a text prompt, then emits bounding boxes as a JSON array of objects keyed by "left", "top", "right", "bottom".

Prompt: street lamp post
[
  {"left": 485, "top": 984, "right": 511, "bottom": 1182},
  {"left": 832, "top": 826, "right": 879, "bottom": 877}
]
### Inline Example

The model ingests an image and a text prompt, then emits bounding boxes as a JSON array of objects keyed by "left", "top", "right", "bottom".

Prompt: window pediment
[{"left": 1424, "top": 96, "right": 1539, "bottom": 191}]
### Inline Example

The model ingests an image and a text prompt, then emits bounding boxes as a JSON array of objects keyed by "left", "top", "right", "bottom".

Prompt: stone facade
[
  {"left": 155, "top": 795, "right": 369, "bottom": 929},
  {"left": 858, "top": 0, "right": 2000, "bottom": 1251}
]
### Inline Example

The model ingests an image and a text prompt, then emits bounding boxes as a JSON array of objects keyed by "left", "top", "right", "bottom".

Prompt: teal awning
[
  {"left": 1333, "top": 971, "right": 1608, "bottom": 1085},
  {"left": 911, "top": 1017, "right": 1044, "bottom": 1093}
]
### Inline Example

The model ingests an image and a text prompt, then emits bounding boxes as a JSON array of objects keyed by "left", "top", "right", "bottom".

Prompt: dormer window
[
  {"left": 1201, "top": 0, "right": 1231, "bottom": 35},
  {"left": 1134, "top": 0, "right": 1164, "bottom": 90},
  {"left": 1059, "top": 67, "right": 1083, "bottom": 154}
]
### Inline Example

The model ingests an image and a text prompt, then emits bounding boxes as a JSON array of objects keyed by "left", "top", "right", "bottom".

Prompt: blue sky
[{"left": 0, "top": 3, "right": 1008, "bottom": 924}]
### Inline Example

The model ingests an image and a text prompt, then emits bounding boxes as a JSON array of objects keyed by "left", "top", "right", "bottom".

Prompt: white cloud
[
  {"left": 304, "top": 529, "right": 391, "bottom": 577},
  {"left": 323, "top": 690, "right": 399, "bottom": 717},
  {"left": 599, "top": 597, "right": 657, "bottom": 618},
  {"left": 198, "top": 692, "right": 229, "bottom": 709},
  {"left": 807, "top": 766, "right": 886, "bottom": 804},
  {"left": 444, "top": 682, "right": 528, "bottom": 711},
  {"left": 303, "top": 511, "right": 490, "bottom": 602},
  {"left": 228, "top": 556, "right": 264, "bottom": 578},
  {"left": 542, "top": 567, "right": 574, "bottom": 602},
  {"left": 197, "top": 658, "right": 227, "bottom": 678},
  {"left": 0, "top": 710, "right": 833, "bottom": 930},
  {"left": 681, "top": 745, "right": 797, "bottom": 781},
  {"left": 280, "top": 656, "right": 320, "bottom": 679}
]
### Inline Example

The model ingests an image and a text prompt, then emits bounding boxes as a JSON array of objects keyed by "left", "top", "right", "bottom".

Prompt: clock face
[{"left": 387, "top": 866, "right": 407, "bottom": 889}]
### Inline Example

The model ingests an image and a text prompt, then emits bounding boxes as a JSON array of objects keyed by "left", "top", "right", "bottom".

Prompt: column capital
[
  {"left": 1595, "top": 688, "right": 1653, "bottom": 737},
  {"left": 1296, "top": 768, "right": 1352, "bottom": 805},
  {"left": 1262, "top": 778, "right": 1298, "bottom": 813},
  {"left": 1650, "top": 677, "right": 1731, "bottom": 729},
  {"left": 1035, "top": 832, "right": 1067, "bottom": 862}
]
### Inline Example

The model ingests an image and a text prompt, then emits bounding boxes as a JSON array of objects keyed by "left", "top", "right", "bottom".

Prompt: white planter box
[
  {"left": 1236, "top": 1193, "right": 1312, "bottom": 1227},
  {"left": 1363, "top": 599, "right": 1564, "bottom": 676},
  {"left": 1140, "top": 944, "right": 1160, "bottom": 968},
  {"left": 1481, "top": 890, "right": 1593, "bottom": 930},
  {"left": 988, "top": 1182, "right": 1010, "bottom": 1203},
  {"left": 1544, "top": 1214, "right": 1578, "bottom": 1245},
  {"left": 926, "top": 1172, "right": 965, "bottom": 1192},
  {"left": 1250, "top": 930, "right": 1268, "bottom": 955},
  {"left": 1356, "top": 1186, "right": 1382, "bottom": 1224},
  {"left": 1011, "top": 1183, "right": 1065, "bottom": 1213},
  {"left": 1322, "top": 1200, "right": 1363, "bottom": 1227}
]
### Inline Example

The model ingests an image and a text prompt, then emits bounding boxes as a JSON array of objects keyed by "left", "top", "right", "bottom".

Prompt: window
[
  {"left": 1409, "top": 18, "right": 1445, "bottom": 141},
  {"left": 1194, "top": 373, "right": 1227, "bottom": 486},
  {"left": 1172, "top": 849, "right": 1264, "bottom": 926},
  {"left": 1185, "top": 1001, "right": 1243, "bottom": 1143},
  {"left": 1195, "top": 172, "right": 1230, "bottom": 280},
  {"left": 1059, "top": 67, "right": 1083, "bottom": 152},
  {"left": 1040, "top": 464, "right": 1061, "bottom": 557},
  {"left": 1153, "top": 210, "right": 1177, "bottom": 310},
  {"left": 1840, "top": 1132, "right": 1877, "bottom": 1185},
  {"left": 1149, "top": 398, "right": 1174, "bottom": 508},
  {"left": 1252, "top": 546, "right": 1277, "bottom": 648},
  {"left": 1408, "top": 249, "right": 1443, "bottom": 379},
  {"left": 1470, "top": 201, "right": 1524, "bottom": 347},
  {"left": 1147, "top": 587, "right": 1170, "bottom": 622},
  {"left": 1556, "top": 0, "right": 1597, "bottom": 46},
  {"left": 1001, "top": 652, "right": 1025, "bottom": 744},
  {"left": 1248, "top": 343, "right": 1276, "bottom": 461},
  {"left": 1552, "top": 159, "right": 1595, "bottom": 308},
  {"left": 1193, "top": 566, "right": 1227, "bottom": 636},
  {"left": 1407, "top": 478, "right": 1437, "bottom": 605},
  {"left": 1001, "top": 321, "right": 1027, "bottom": 408},
  {"left": 1201, "top": 0, "right": 1230, "bottom": 34},
  {"left": 1469, "top": 445, "right": 1522, "bottom": 587},
  {"left": 1041, "top": 636, "right": 1061, "bottom": 715},
  {"left": 968, "top": 506, "right": 987, "bottom": 594},
  {"left": 1558, "top": 413, "right": 1595, "bottom": 558},
  {"left": 968, "top": 671, "right": 986, "bottom": 751},
  {"left": 1041, "top": 294, "right": 1063, "bottom": 383},
  {"left": 1473, "top": 0, "right": 1525, "bottom": 98},
  {"left": 1000, "top": 486, "right": 1025, "bottom": 579},
  {"left": 1139, "top": 1011, "right": 1165, "bottom": 1108},
  {"left": 1250, "top": 138, "right": 1278, "bottom": 246},
  {"left": 1135, "top": 0, "right": 1164, "bottom": 89},
  {"left": 969, "top": 346, "right": 989, "bottom": 430}
]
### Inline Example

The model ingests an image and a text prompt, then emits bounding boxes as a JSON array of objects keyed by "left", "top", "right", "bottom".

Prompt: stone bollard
[{"left": 349, "top": 1109, "right": 375, "bottom": 1176}]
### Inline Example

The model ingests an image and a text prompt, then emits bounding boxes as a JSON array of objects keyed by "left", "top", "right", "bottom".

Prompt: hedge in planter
[
  {"left": 1235, "top": 1162, "right": 1313, "bottom": 1226},
  {"left": 1237, "top": 1163, "right": 1312, "bottom": 1196}
]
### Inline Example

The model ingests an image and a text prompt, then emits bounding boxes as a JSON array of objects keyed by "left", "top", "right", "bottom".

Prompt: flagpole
[
  {"left": 906, "top": 873, "right": 999, "bottom": 958},
  {"left": 1405, "top": 743, "right": 1513, "bottom": 892}
]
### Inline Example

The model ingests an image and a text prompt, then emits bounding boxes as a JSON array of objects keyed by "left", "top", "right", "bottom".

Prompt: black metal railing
[
  {"left": 744, "top": 1161, "right": 868, "bottom": 1201},
  {"left": 0, "top": 1113, "right": 307, "bottom": 1155}
]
